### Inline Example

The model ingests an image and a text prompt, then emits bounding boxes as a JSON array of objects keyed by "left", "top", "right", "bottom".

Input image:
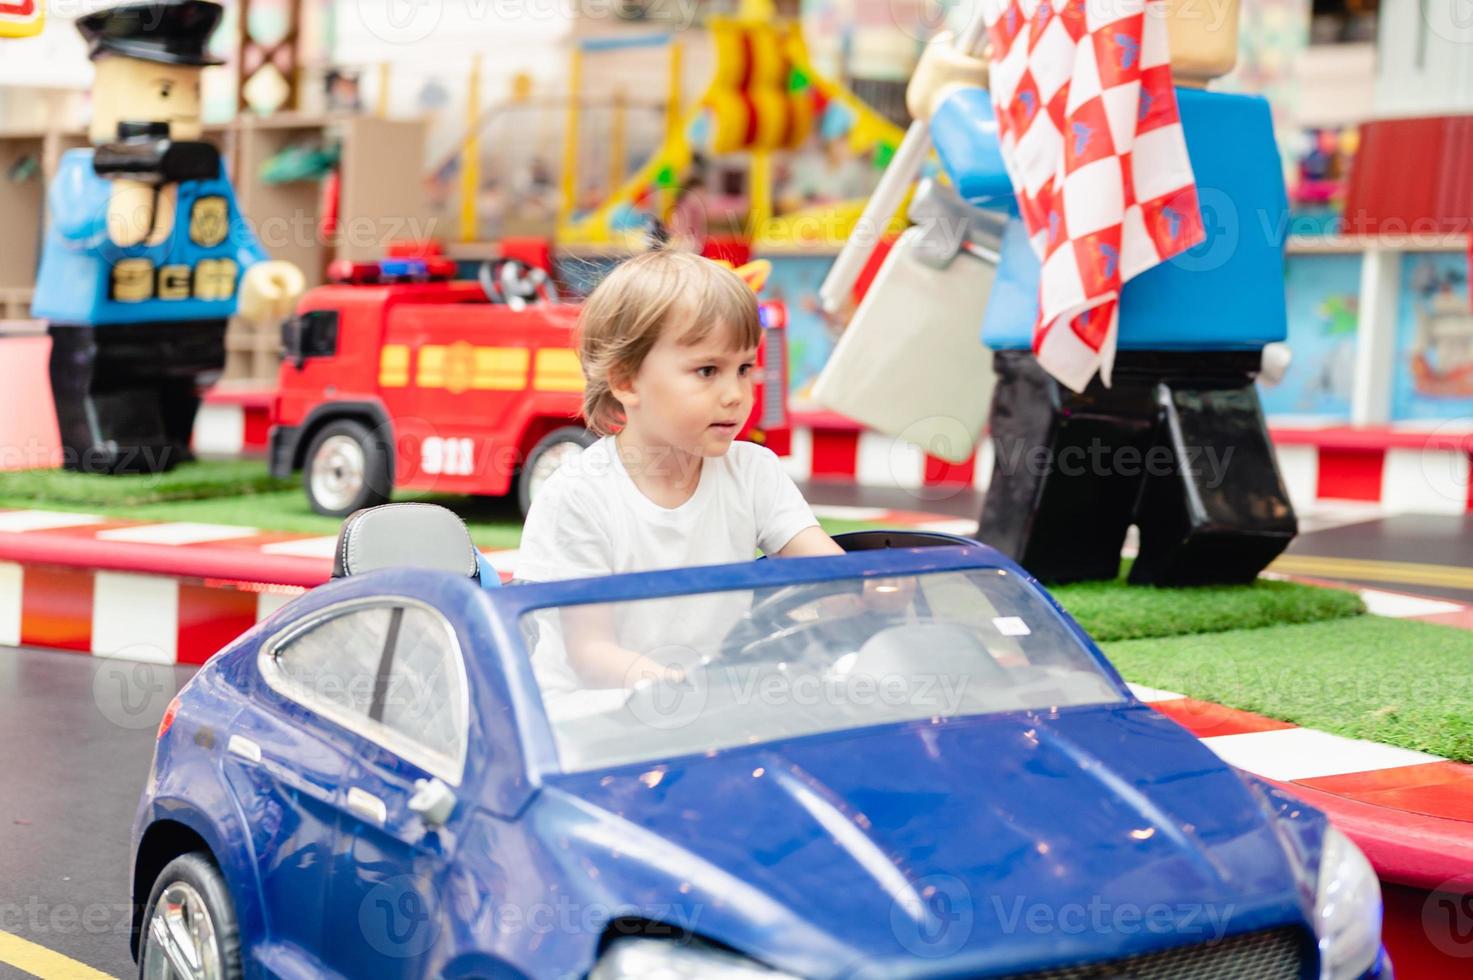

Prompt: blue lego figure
[
  {"left": 904, "top": 24, "right": 1297, "bottom": 586},
  {"left": 32, "top": 0, "right": 303, "bottom": 475}
]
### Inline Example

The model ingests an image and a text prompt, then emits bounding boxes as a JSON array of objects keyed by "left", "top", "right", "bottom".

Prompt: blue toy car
[{"left": 130, "top": 505, "right": 1390, "bottom": 979}]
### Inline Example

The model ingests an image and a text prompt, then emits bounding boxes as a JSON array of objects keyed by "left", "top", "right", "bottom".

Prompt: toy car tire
[
  {"left": 303, "top": 418, "right": 392, "bottom": 517},
  {"left": 518, "top": 425, "right": 598, "bottom": 516},
  {"left": 138, "top": 851, "right": 243, "bottom": 980}
]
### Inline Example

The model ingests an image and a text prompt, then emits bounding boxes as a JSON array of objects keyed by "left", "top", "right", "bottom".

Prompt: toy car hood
[{"left": 536, "top": 703, "right": 1321, "bottom": 977}]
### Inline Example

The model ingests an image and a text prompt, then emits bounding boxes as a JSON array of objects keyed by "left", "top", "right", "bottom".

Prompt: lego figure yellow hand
[
  {"left": 238, "top": 260, "right": 306, "bottom": 322},
  {"left": 905, "top": 32, "right": 990, "bottom": 123}
]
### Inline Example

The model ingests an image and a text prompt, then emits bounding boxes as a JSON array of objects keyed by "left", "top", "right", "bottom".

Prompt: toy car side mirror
[{"left": 408, "top": 777, "right": 456, "bottom": 827}]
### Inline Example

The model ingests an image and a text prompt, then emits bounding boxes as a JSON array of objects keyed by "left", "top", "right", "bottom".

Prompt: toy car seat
[{"left": 333, "top": 502, "right": 485, "bottom": 584}]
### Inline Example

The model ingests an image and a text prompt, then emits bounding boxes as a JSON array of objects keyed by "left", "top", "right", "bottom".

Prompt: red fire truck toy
[{"left": 268, "top": 256, "right": 791, "bottom": 517}]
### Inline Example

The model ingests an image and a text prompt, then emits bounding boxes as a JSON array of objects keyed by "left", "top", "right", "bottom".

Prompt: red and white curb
[{"left": 1130, "top": 682, "right": 1452, "bottom": 786}]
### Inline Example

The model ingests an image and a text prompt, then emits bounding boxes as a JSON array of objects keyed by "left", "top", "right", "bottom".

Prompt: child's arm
[
  {"left": 562, "top": 604, "right": 681, "bottom": 689},
  {"left": 778, "top": 526, "right": 917, "bottom": 614},
  {"left": 776, "top": 525, "right": 845, "bottom": 558}
]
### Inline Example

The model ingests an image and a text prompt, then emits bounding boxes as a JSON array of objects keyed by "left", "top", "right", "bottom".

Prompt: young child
[{"left": 515, "top": 249, "right": 846, "bottom": 695}]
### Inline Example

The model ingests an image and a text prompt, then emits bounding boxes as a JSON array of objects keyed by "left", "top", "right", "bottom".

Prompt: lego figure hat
[{"left": 77, "top": 0, "right": 225, "bottom": 66}]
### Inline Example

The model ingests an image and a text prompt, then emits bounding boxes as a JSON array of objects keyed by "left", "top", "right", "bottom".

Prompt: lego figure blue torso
[
  {"left": 930, "top": 86, "right": 1288, "bottom": 351},
  {"left": 32, "top": 148, "right": 267, "bottom": 326}
]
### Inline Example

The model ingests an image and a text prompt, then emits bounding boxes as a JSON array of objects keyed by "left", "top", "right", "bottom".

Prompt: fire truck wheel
[
  {"left": 303, "top": 419, "right": 392, "bottom": 517},
  {"left": 518, "top": 426, "right": 598, "bottom": 517}
]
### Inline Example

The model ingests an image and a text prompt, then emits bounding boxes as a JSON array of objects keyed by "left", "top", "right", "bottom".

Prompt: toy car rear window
[{"left": 518, "top": 568, "right": 1122, "bottom": 772}]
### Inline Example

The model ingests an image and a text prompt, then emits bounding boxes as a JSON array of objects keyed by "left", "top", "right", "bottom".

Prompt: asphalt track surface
[{"left": 0, "top": 647, "right": 195, "bottom": 979}]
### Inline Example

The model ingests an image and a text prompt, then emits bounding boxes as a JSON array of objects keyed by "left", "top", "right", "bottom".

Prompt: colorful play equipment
[
  {"left": 556, "top": 9, "right": 908, "bottom": 252},
  {"left": 421, "top": 0, "right": 910, "bottom": 254}
]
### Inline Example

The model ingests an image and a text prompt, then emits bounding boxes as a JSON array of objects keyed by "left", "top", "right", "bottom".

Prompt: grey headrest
[{"left": 332, "top": 503, "right": 480, "bottom": 582}]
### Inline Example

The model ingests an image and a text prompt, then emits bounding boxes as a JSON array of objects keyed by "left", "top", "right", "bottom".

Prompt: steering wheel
[
  {"left": 477, "top": 259, "right": 559, "bottom": 310},
  {"left": 720, "top": 579, "right": 908, "bottom": 664}
]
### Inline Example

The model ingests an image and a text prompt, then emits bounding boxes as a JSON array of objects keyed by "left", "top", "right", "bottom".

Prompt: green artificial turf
[
  {"left": 1050, "top": 569, "right": 1367, "bottom": 643},
  {"left": 1103, "top": 616, "right": 1473, "bottom": 763},
  {"left": 0, "top": 460, "right": 292, "bottom": 507}
]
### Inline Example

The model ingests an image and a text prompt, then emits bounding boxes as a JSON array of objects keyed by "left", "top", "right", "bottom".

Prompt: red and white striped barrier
[
  {"left": 193, "top": 385, "right": 274, "bottom": 458},
  {"left": 785, "top": 412, "right": 1473, "bottom": 514}
]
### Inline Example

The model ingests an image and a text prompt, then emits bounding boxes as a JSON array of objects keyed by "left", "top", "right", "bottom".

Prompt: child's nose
[{"left": 719, "top": 374, "right": 747, "bottom": 405}]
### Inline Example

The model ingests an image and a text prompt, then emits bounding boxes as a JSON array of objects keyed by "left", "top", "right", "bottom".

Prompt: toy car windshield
[{"left": 519, "top": 567, "right": 1123, "bottom": 772}]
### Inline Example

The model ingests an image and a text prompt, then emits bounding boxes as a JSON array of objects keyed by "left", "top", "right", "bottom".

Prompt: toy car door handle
[
  {"left": 346, "top": 786, "right": 388, "bottom": 826},
  {"left": 226, "top": 734, "right": 261, "bottom": 763},
  {"left": 408, "top": 777, "right": 456, "bottom": 827}
]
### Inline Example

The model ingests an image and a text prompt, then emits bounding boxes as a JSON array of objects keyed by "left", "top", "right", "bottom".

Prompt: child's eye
[
  {"left": 739, "top": 363, "right": 755, "bottom": 376},
  {"left": 696, "top": 366, "right": 717, "bottom": 379}
]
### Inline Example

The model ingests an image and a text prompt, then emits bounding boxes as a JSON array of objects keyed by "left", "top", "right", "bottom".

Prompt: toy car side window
[
  {"left": 272, "top": 605, "right": 393, "bottom": 717},
  {"left": 373, "top": 605, "right": 468, "bottom": 778},
  {"left": 265, "top": 599, "right": 469, "bottom": 785}
]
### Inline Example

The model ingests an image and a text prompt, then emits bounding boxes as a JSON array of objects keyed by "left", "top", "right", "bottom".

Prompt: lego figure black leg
[
  {"left": 978, "top": 351, "right": 1158, "bottom": 584},
  {"left": 1129, "top": 357, "right": 1298, "bottom": 587},
  {"left": 47, "top": 324, "right": 125, "bottom": 475}
]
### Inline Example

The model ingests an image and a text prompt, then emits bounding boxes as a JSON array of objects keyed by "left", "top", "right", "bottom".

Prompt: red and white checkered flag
[{"left": 983, "top": 0, "right": 1205, "bottom": 391}]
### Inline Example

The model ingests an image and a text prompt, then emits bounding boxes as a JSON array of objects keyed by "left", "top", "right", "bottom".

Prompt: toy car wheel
[
  {"left": 304, "top": 419, "right": 391, "bottom": 517},
  {"left": 138, "top": 852, "right": 243, "bottom": 980},
  {"left": 518, "top": 426, "right": 598, "bottom": 516}
]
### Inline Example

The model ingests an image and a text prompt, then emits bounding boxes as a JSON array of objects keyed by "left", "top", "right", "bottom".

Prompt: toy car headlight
[
  {"left": 1314, "top": 828, "right": 1382, "bottom": 980},
  {"left": 589, "top": 937, "right": 800, "bottom": 980}
]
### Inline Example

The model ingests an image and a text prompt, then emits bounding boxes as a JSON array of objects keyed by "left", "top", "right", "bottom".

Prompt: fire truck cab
[{"left": 269, "top": 256, "right": 790, "bottom": 518}]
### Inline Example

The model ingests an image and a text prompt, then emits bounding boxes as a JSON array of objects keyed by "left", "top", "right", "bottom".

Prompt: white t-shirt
[
  {"left": 516, "top": 435, "right": 818, "bottom": 581},
  {"left": 515, "top": 436, "right": 820, "bottom": 701}
]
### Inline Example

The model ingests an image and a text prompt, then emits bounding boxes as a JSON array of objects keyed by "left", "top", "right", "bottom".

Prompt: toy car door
[
  {"left": 317, "top": 599, "right": 477, "bottom": 978},
  {"left": 227, "top": 603, "right": 398, "bottom": 963}
]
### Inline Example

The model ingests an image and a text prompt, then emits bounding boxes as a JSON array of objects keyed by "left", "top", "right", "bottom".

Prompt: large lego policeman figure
[
  {"left": 904, "top": 1, "right": 1296, "bottom": 586},
  {"left": 32, "top": 0, "right": 303, "bottom": 474}
]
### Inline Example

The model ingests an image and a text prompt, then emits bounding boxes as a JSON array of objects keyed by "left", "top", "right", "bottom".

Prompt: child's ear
[{"left": 608, "top": 365, "right": 638, "bottom": 409}]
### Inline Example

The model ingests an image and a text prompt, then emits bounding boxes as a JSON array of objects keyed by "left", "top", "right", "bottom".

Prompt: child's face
[{"left": 616, "top": 318, "right": 757, "bottom": 460}]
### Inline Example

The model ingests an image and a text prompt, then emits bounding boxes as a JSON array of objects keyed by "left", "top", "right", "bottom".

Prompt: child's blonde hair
[{"left": 577, "top": 249, "right": 761, "bottom": 436}]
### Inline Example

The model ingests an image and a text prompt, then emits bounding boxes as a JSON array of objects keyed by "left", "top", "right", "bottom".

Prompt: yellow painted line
[
  {"left": 1270, "top": 554, "right": 1473, "bottom": 591},
  {"left": 0, "top": 929, "right": 117, "bottom": 980}
]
